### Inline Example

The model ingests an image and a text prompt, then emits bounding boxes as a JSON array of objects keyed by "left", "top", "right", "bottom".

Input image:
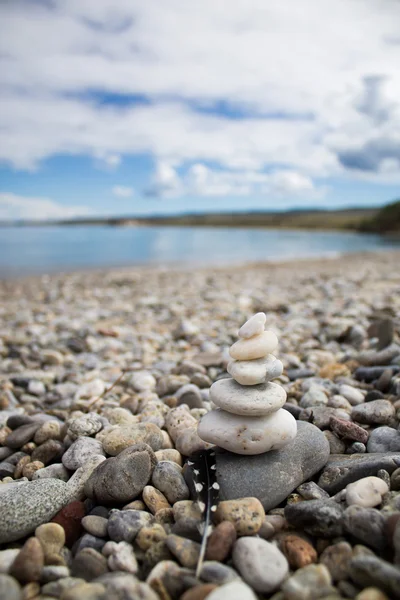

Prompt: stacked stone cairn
[{"left": 198, "top": 312, "right": 297, "bottom": 454}]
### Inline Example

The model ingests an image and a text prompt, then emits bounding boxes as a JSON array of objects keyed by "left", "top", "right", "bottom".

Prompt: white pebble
[
  {"left": 197, "top": 408, "right": 297, "bottom": 455},
  {"left": 233, "top": 536, "right": 288, "bottom": 593},
  {"left": 227, "top": 355, "right": 283, "bottom": 386},
  {"left": 229, "top": 331, "right": 278, "bottom": 361},
  {"left": 346, "top": 476, "right": 389, "bottom": 508},
  {"left": 210, "top": 378, "right": 286, "bottom": 416},
  {"left": 238, "top": 313, "right": 266, "bottom": 339}
]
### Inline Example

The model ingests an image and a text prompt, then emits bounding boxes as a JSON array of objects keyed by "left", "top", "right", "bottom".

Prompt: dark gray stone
[
  {"left": 285, "top": 500, "right": 344, "bottom": 537},
  {"left": 215, "top": 421, "right": 330, "bottom": 510},
  {"left": 287, "top": 368, "right": 315, "bottom": 381},
  {"left": 107, "top": 509, "right": 154, "bottom": 542},
  {"left": 367, "top": 426, "right": 400, "bottom": 452},
  {"left": 74, "top": 533, "right": 106, "bottom": 554},
  {"left": 355, "top": 366, "right": 400, "bottom": 382},
  {"left": 349, "top": 555, "right": 400, "bottom": 599},
  {"left": 199, "top": 561, "right": 240, "bottom": 584},
  {"left": 318, "top": 453, "right": 400, "bottom": 494},
  {"left": 5, "top": 422, "right": 41, "bottom": 448},
  {"left": 0, "top": 479, "right": 71, "bottom": 543},
  {"left": 351, "top": 400, "right": 395, "bottom": 425},
  {"left": 85, "top": 443, "right": 156, "bottom": 504},
  {"left": 318, "top": 452, "right": 400, "bottom": 495},
  {"left": 0, "top": 462, "right": 15, "bottom": 478},
  {"left": 343, "top": 505, "right": 386, "bottom": 551},
  {"left": 356, "top": 344, "right": 400, "bottom": 367}
]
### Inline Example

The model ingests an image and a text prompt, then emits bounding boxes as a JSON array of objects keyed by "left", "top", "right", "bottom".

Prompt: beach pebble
[
  {"left": 101, "top": 423, "right": 163, "bottom": 455},
  {"left": 232, "top": 536, "right": 288, "bottom": 593},
  {"left": 136, "top": 524, "right": 167, "bottom": 550},
  {"left": 9, "top": 537, "right": 44, "bottom": 583},
  {"left": 330, "top": 416, "right": 369, "bottom": 444},
  {"left": 62, "top": 437, "right": 105, "bottom": 470},
  {"left": 35, "top": 522, "right": 65, "bottom": 562},
  {"left": 227, "top": 355, "right": 283, "bottom": 386},
  {"left": 175, "top": 426, "right": 213, "bottom": 456},
  {"left": 206, "top": 521, "right": 236, "bottom": 561},
  {"left": 34, "top": 421, "right": 61, "bottom": 444},
  {"left": 206, "top": 580, "right": 257, "bottom": 600},
  {"left": 214, "top": 498, "right": 264, "bottom": 536},
  {"left": 299, "top": 386, "right": 328, "bottom": 408},
  {"left": 285, "top": 500, "right": 344, "bottom": 537},
  {"left": 107, "top": 509, "right": 154, "bottom": 543},
  {"left": 339, "top": 384, "right": 365, "bottom": 405},
  {"left": 238, "top": 312, "right": 266, "bottom": 338},
  {"left": 59, "top": 581, "right": 106, "bottom": 600},
  {"left": 198, "top": 407, "right": 296, "bottom": 454},
  {"left": 349, "top": 555, "right": 400, "bottom": 599},
  {"left": 166, "top": 534, "right": 200, "bottom": 568},
  {"left": 229, "top": 330, "right": 278, "bottom": 360},
  {"left": 210, "top": 378, "right": 286, "bottom": 416},
  {"left": 165, "top": 405, "right": 198, "bottom": 441},
  {"left": 0, "top": 575, "right": 22, "bottom": 600},
  {"left": 280, "top": 534, "right": 317, "bottom": 569},
  {"left": 85, "top": 443, "right": 156, "bottom": 504},
  {"left": 346, "top": 476, "right": 389, "bottom": 508},
  {"left": 129, "top": 370, "right": 156, "bottom": 392},
  {"left": 199, "top": 561, "right": 240, "bottom": 585},
  {"left": 217, "top": 421, "right": 329, "bottom": 509},
  {"left": 0, "top": 549, "right": 19, "bottom": 574},
  {"left": 142, "top": 485, "right": 171, "bottom": 514},
  {"left": 320, "top": 541, "right": 352, "bottom": 582},
  {"left": 0, "top": 479, "right": 70, "bottom": 543},
  {"left": 351, "top": 400, "right": 395, "bottom": 425},
  {"left": 71, "top": 548, "right": 108, "bottom": 581},
  {"left": 66, "top": 454, "right": 106, "bottom": 501},
  {"left": 52, "top": 501, "right": 86, "bottom": 548},
  {"left": 67, "top": 414, "right": 103, "bottom": 439},
  {"left": 5, "top": 423, "right": 41, "bottom": 449},
  {"left": 82, "top": 516, "right": 108, "bottom": 538},
  {"left": 281, "top": 564, "right": 333, "bottom": 599},
  {"left": 344, "top": 505, "right": 386, "bottom": 551},
  {"left": 318, "top": 453, "right": 400, "bottom": 494},
  {"left": 367, "top": 426, "right": 400, "bottom": 452},
  {"left": 176, "top": 384, "right": 204, "bottom": 409},
  {"left": 151, "top": 461, "right": 190, "bottom": 503},
  {"left": 104, "top": 540, "right": 138, "bottom": 573}
]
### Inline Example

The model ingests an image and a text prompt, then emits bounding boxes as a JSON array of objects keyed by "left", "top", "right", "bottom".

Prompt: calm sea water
[{"left": 0, "top": 225, "right": 399, "bottom": 278}]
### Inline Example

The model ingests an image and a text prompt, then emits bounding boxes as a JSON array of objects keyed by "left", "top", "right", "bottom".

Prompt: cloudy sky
[{"left": 0, "top": 0, "right": 400, "bottom": 220}]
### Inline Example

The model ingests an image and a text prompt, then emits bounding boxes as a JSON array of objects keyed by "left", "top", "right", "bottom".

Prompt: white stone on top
[
  {"left": 210, "top": 378, "right": 286, "bottom": 416},
  {"left": 197, "top": 407, "right": 297, "bottom": 455},
  {"left": 227, "top": 354, "right": 283, "bottom": 386},
  {"left": 229, "top": 330, "right": 278, "bottom": 361},
  {"left": 238, "top": 312, "right": 266, "bottom": 339}
]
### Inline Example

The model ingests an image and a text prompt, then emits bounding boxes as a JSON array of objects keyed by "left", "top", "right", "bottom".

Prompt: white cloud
[
  {"left": 0, "top": 192, "right": 92, "bottom": 221},
  {"left": 147, "top": 161, "right": 325, "bottom": 199},
  {"left": 0, "top": 0, "right": 400, "bottom": 191},
  {"left": 112, "top": 185, "right": 134, "bottom": 197}
]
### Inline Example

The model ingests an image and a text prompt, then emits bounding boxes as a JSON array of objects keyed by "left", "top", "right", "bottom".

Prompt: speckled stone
[
  {"left": 285, "top": 500, "right": 344, "bottom": 538},
  {"left": 0, "top": 480, "right": 71, "bottom": 543},
  {"left": 62, "top": 437, "right": 105, "bottom": 470},
  {"left": 214, "top": 498, "right": 264, "bottom": 536},
  {"left": 232, "top": 536, "right": 288, "bottom": 593},
  {"left": 151, "top": 461, "right": 190, "bottom": 504},
  {"left": 101, "top": 423, "right": 164, "bottom": 455}
]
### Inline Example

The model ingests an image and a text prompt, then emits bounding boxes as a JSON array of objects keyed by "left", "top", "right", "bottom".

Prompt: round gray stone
[
  {"left": 62, "top": 436, "right": 105, "bottom": 470},
  {"left": 367, "top": 426, "right": 400, "bottom": 453}
]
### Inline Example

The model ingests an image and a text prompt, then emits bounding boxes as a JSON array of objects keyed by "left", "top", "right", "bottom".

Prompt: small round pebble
[{"left": 232, "top": 536, "right": 288, "bottom": 593}]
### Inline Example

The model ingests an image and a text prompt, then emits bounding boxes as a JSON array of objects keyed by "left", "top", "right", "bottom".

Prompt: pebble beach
[{"left": 1, "top": 249, "right": 400, "bottom": 600}]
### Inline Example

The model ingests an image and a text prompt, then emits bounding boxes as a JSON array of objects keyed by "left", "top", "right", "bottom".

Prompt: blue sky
[{"left": 0, "top": 0, "right": 400, "bottom": 220}]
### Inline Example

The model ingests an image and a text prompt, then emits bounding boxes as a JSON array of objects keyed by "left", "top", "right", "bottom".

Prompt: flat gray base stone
[{"left": 215, "top": 421, "right": 329, "bottom": 510}]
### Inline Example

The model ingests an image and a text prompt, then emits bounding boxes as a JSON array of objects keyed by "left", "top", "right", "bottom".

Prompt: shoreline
[{"left": 2, "top": 248, "right": 400, "bottom": 284}]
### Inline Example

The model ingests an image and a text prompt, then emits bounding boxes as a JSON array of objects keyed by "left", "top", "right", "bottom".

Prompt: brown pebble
[
  {"left": 136, "top": 523, "right": 167, "bottom": 550},
  {"left": 34, "top": 421, "right": 61, "bottom": 444},
  {"left": 10, "top": 537, "right": 44, "bottom": 583},
  {"left": 165, "top": 534, "right": 200, "bottom": 569},
  {"left": 20, "top": 442, "right": 36, "bottom": 454},
  {"left": 155, "top": 507, "right": 175, "bottom": 525},
  {"left": 181, "top": 584, "right": 218, "bottom": 600},
  {"left": 281, "top": 534, "right": 317, "bottom": 569},
  {"left": 320, "top": 541, "right": 352, "bottom": 581},
  {"left": 52, "top": 500, "right": 85, "bottom": 547},
  {"left": 31, "top": 439, "right": 63, "bottom": 465},
  {"left": 14, "top": 455, "right": 31, "bottom": 479},
  {"left": 35, "top": 522, "right": 65, "bottom": 564},
  {"left": 214, "top": 497, "right": 265, "bottom": 536},
  {"left": 143, "top": 485, "right": 171, "bottom": 514},
  {"left": 123, "top": 499, "right": 147, "bottom": 510},
  {"left": 329, "top": 416, "right": 369, "bottom": 443},
  {"left": 22, "top": 460, "right": 44, "bottom": 480},
  {"left": 205, "top": 521, "right": 236, "bottom": 561},
  {"left": 319, "top": 363, "right": 350, "bottom": 379},
  {"left": 0, "top": 426, "right": 12, "bottom": 444}
]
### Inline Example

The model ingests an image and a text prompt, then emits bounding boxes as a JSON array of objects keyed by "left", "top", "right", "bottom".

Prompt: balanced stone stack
[{"left": 198, "top": 312, "right": 297, "bottom": 455}]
